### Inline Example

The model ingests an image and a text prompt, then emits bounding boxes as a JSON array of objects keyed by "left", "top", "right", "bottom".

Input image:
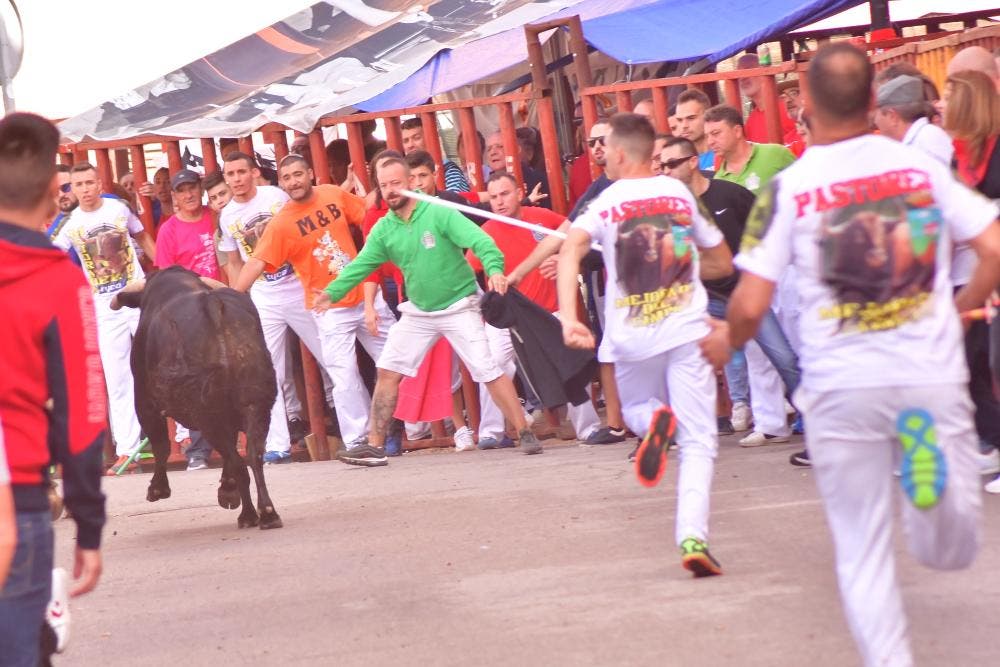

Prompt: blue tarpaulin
[{"left": 360, "top": 0, "right": 864, "bottom": 112}]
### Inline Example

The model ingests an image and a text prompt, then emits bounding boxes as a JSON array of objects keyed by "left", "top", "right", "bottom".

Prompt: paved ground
[{"left": 54, "top": 434, "right": 1000, "bottom": 666}]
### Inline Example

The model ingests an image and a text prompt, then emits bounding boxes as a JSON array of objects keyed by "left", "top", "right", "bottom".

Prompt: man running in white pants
[
  {"left": 218, "top": 151, "right": 330, "bottom": 463},
  {"left": 53, "top": 162, "right": 156, "bottom": 473},
  {"left": 557, "top": 113, "right": 734, "bottom": 577},
  {"left": 317, "top": 158, "right": 543, "bottom": 462},
  {"left": 700, "top": 43, "right": 1000, "bottom": 666}
]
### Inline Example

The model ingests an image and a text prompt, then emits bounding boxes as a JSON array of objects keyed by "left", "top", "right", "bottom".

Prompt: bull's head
[{"left": 109, "top": 276, "right": 229, "bottom": 310}]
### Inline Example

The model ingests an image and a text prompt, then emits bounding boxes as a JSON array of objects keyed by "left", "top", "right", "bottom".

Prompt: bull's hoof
[
  {"left": 217, "top": 481, "right": 241, "bottom": 510},
  {"left": 146, "top": 484, "right": 171, "bottom": 502},
  {"left": 237, "top": 509, "right": 259, "bottom": 529},
  {"left": 259, "top": 509, "right": 283, "bottom": 530}
]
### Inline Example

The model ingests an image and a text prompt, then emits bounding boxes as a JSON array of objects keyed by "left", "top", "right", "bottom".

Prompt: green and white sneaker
[
  {"left": 896, "top": 408, "right": 947, "bottom": 510},
  {"left": 679, "top": 537, "right": 723, "bottom": 578}
]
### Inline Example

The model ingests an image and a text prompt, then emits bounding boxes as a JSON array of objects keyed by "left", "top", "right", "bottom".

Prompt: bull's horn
[
  {"left": 199, "top": 277, "right": 229, "bottom": 290},
  {"left": 109, "top": 279, "right": 146, "bottom": 310}
]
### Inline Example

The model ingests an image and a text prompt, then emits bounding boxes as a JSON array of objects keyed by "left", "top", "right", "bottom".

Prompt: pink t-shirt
[{"left": 155, "top": 209, "right": 221, "bottom": 280}]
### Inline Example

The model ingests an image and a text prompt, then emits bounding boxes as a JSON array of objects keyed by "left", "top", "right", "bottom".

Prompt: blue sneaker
[
  {"left": 385, "top": 434, "right": 402, "bottom": 457},
  {"left": 477, "top": 436, "right": 515, "bottom": 450},
  {"left": 896, "top": 408, "right": 947, "bottom": 510},
  {"left": 263, "top": 451, "right": 291, "bottom": 465}
]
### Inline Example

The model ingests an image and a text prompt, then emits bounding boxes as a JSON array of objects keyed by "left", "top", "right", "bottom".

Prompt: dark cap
[
  {"left": 170, "top": 169, "right": 201, "bottom": 190},
  {"left": 876, "top": 75, "right": 924, "bottom": 108}
]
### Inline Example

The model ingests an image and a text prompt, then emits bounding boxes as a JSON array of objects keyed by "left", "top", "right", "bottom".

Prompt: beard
[{"left": 386, "top": 194, "right": 409, "bottom": 211}]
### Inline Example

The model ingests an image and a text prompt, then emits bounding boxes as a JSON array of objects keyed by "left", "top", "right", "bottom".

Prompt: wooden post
[
  {"left": 420, "top": 112, "right": 446, "bottom": 192},
  {"left": 384, "top": 116, "right": 404, "bottom": 153},
  {"left": 270, "top": 130, "right": 290, "bottom": 163},
  {"left": 129, "top": 144, "right": 156, "bottom": 236},
  {"left": 616, "top": 90, "right": 633, "bottom": 113},
  {"left": 723, "top": 79, "right": 742, "bottom": 109},
  {"left": 651, "top": 87, "right": 670, "bottom": 134},
  {"left": 497, "top": 102, "right": 524, "bottom": 188},
  {"left": 345, "top": 121, "right": 370, "bottom": 191},
  {"left": 200, "top": 138, "right": 218, "bottom": 174},
  {"left": 164, "top": 140, "right": 183, "bottom": 174},
  {"left": 237, "top": 136, "right": 254, "bottom": 159},
  {"left": 308, "top": 129, "right": 332, "bottom": 185},
  {"left": 58, "top": 152, "right": 74, "bottom": 166},
  {"left": 457, "top": 107, "right": 482, "bottom": 190},
  {"left": 524, "top": 22, "right": 568, "bottom": 214},
  {"left": 300, "top": 346, "right": 331, "bottom": 461},
  {"left": 72, "top": 147, "right": 88, "bottom": 164},
  {"left": 95, "top": 149, "right": 114, "bottom": 193},
  {"left": 568, "top": 15, "right": 597, "bottom": 138},
  {"left": 761, "top": 74, "right": 783, "bottom": 144}
]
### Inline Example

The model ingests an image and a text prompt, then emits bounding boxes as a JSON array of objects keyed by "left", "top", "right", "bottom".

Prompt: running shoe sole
[
  {"left": 896, "top": 408, "right": 946, "bottom": 510},
  {"left": 680, "top": 538, "right": 723, "bottom": 577},
  {"left": 635, "top": 406, "right": 676, "bottom": 488}
]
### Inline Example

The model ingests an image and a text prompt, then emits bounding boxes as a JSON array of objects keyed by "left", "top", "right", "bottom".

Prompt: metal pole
[{"left": 0, "top": 47, "right": 13, "bottom": 113}]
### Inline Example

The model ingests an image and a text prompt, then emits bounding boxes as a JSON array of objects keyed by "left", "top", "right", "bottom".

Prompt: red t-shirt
[
  {"left": 154, "top": 209, "right": 221, "bottom": 280},
  {"left": 744, "top": 104, "right": 800, "bottom": 146},
  {"left": 467, "top": 206, "right": 564, "bottom": 312}
]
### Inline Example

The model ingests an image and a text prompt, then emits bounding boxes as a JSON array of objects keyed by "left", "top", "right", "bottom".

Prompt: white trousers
[
  {"left": 798, "top": 384, "right": 981, "bottom": 667},
  {"left": 281, "top": 339, "right": 335, "bottom": 419},
  {"left": 615, "top": 342, "right": 718, "bottom": 545},
  {"left": 96, "top": 304, "right": 141, "bottom": 456},
  {"left": 313, "top": 295, "right": 396, "bottom": 445},
  {"left": 745, "top": 340, "right": 790, "bottom": 436},
  {"left": 478, "top": 322, "right": 600, "bottom": 440},
  {"left": 254, "top": 287, "right": 328, "bottom": 453}
]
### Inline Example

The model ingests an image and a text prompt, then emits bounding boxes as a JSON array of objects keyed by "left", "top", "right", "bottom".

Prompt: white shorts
[{"left": 377, "top": 294, "right": 503, "bottom": 383}]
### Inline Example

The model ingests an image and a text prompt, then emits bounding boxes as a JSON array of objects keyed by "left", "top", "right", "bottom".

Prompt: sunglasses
[
  {"left": 59, "top": 183, "right": 72, "bottom": 193},
  {"left": 661, "top": 155, "right": 696, "bottom": 170},
  {"left": 587, "top": 136, "right": 606, "bottom": 148}
]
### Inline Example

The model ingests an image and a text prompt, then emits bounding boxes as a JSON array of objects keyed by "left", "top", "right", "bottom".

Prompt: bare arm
[
  {"left": 233, "top": 257, "right": 266, "bottom": 292},
  {"left": 955, "top": 220, "right": 1000, "bottom": 314},
  {"left": 698, "top": 242, "right": 734, "bottom": 281},
  {"left": 557, "top": 228, "right": 596, "bottom": 349},
  {"left": 508, "top": 219, "right": 570, "bottom": 284},
  {"left": 224, "top": 250, "right": 245, "bottom": 285},
  {"left": 363, "top": 282, "right": 381, "bottom": 336},
  {"left": 133, "top": 231, "right": 156, "bottom": 263},
  {"left": 0, "top": 483, "right": 13, "bottom": 589}
]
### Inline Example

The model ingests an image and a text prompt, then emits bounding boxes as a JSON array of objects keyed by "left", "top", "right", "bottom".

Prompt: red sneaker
[{"left": 635, "top": 406, "right": 677, "bottom": 488}]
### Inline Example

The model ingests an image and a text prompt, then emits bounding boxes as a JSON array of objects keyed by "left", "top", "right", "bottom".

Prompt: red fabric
[
  {"left": 568, "top": 154, "right": 595, "bottom": 211},
  {"left": 362, "top": 202, "right": 402, "bottom": 290},
  {"left": 954, "top": 136, "right": 998, "bottom": 188},
  {"left": 394, "top": 338, "right": 455, "bottom": 422},
  {"left": 467, "top": 207, "right": 564, "bottom": 312},
  {"left": 744, "top": 104, "right": 800, "bottom": 146},
  {"left": 457, "top": 191, "right": 481, "bottom": 205}
]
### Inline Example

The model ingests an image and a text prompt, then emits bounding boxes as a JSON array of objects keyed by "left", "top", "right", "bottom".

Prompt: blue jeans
[
  {"left": 185, "top": 430, "right": 213, "bottom": 463},
  {"left": 0, "top": 509, "right": 53, "bottom": 667},
  {"left": 707, "top": 296, "right": 801, "bottom": 403}
]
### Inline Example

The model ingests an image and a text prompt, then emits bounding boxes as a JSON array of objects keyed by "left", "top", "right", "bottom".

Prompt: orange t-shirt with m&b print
[{"left": 253, "top": 184, "right": 369, "bottom": 309}]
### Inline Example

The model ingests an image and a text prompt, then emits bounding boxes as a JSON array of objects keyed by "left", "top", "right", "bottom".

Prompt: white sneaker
[
  {"left": 739, "top": 431, "right": 791, "bottom": 447},
  {"left": 986, "top": 476, "right": 1000, "bottom": 494},
  {"left": 731, "top": 402, "right": 752, "bottom": 432},
  {"left": 453, "top": 426, "right": 475, "bottom": 452},
  {"left": 46, "top": 568, "right": 70, "bottom": 653},
  {"left": 974, "top": 447, "right": 1000, "bottom": 476}
]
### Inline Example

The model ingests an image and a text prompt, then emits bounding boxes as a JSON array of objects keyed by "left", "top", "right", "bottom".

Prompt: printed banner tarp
[{"left": 59, "top": 0, "right": 586, "bottom": 141}]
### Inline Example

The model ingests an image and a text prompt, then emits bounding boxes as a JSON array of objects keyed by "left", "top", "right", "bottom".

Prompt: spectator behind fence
[
  {"left": 873, "top": 75, "right": 953, "bottom": 165},
  {"left": 400, "top": 116, "right": 470, "bottom": 192},
  {"left": 138, "top": 166, "right": 174, "bottom": 227},
  {"left": 947, "top": 45, "right": 1000, "bottom": 92},
  {"left": 485, "top": 131, "right": 551, "bottom": 209},
  {"left": 674, "top": 89, "right": 716, "bottom": 170},
  {"left": 735, "top": 53, "right": 800, "bottom": 145},
  {"left": 516, "top": 126, "right": 545, "bottom": 173},
  {"left": 705, "top": 104, "right": 795, "bottom": 193},
  {"left": 0, "top": 112, "right": 108, "bottom": 666},
  {"left": 119, "top": 171, "right": 135, "bottom": 197}
]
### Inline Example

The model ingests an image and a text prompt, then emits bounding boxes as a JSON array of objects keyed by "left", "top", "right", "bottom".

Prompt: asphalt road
[{"left": 53, "top": 434, "right": 1000, "bottom": 666}]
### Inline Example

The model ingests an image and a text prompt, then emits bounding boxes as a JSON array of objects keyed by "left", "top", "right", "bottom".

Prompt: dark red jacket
[{"left": 0, "top": 221, "right": 107, "bottom": 549}]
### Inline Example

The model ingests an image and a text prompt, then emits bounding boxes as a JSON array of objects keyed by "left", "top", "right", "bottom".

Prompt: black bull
[{"left": 112, "top": 266, "right": 282, "bottom": 529}]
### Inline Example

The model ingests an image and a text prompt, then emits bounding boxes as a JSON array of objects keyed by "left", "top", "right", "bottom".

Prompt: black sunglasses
[
  {"left": 661, "top": 155, "right": 696, "bottom": 170},
  {"left": 587, "top": 136, "right": 606, "bottom": 148},
  {"left": 59, "top": 183, "right": 72, "bottom": 193}
]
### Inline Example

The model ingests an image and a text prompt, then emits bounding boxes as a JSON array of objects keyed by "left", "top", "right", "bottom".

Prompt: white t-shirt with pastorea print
[
  {"left": 571, "top": 175, "right": 724, "bottom": 363},
  {"left": 218, "top": 185, "right": 300, "bottom": 304},
  {"left": 736, "top": 134, "right": 998, "bottom": 393},
  {"left": 53, "top": 197, "right": 145, "bottom": 308}
]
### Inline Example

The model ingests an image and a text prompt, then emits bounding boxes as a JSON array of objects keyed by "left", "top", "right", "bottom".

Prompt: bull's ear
[{"left": 199, "top": 277, "right": 229, "bottom": 290}]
